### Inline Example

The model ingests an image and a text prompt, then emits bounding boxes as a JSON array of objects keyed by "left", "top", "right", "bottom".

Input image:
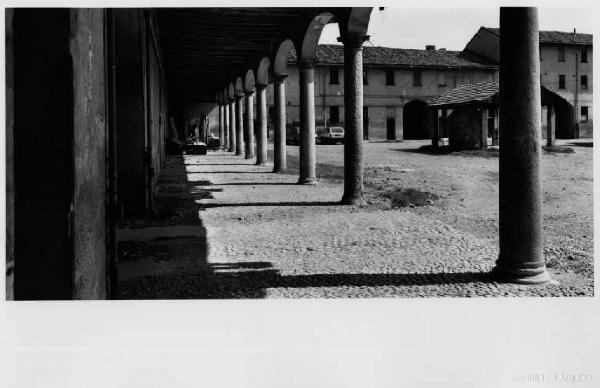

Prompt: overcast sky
[{"left": 319, "top": 7, "right": 595, "bottom": 50}]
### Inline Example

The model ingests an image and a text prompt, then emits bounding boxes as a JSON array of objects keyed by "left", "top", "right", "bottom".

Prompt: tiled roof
[
  {"left": 483, "top": 27, "right": 592, "bottom": 45},
  {"left": 288, "top": 44, "right": 498, "bottom": 68},
  {"left": 429, "top": 81, "right": 498, "bottom": 107}
]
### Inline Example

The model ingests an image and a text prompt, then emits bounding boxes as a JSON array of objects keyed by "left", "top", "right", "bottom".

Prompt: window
[
  {"left": 438, "top": 71, "right": 447, "bottom": 87},
  {"left": 329, "top": 106, "right": 340, "bottom": 124},
  {"left": 581, "top": 75, "right": 588, "bottom": 89},
  {"left": 558, "top": 46, "right": 565, "bottom": 62},
  {"left": 413, "top": 70, "right": 422, "bottom": 87},
  {"left": 581, "top": 47, "right": 588, "bottom": 63},
  {"left": 385, "top": 69, "right": 395, "bottom": 85},
  {"left": 581, "top": 106, "right": 589, "bottom": 123},
  {"left": 363, "top": 69, "right": 368, "bottom": 85},
  {"left": 329, "top": 68, "right": 339, "bottom": 85},
  {"left": 559, "top": 74, "right": 566, "bottom": 89}
]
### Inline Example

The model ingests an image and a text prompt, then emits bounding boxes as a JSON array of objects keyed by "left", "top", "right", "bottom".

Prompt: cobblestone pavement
[{"left": 118, "top": 141, "right": 593, "bottom": 298}]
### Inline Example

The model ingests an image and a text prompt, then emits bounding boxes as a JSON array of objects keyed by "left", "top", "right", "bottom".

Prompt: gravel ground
[{"left": 118, "top": 139, "right": 593, "bottom": 299}]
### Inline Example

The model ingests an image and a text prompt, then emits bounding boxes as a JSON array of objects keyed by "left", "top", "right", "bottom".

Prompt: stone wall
[
  {"left": 12, "top": 9, "right": 75, "bottom": 300},
  {"left": 5, "top": 9, "right": 14, "bottom": 300},
  {"left": 70, "top": 9, "right": 108, "bottom": 299}
]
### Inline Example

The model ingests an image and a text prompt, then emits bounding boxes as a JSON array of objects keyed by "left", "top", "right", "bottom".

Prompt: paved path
[{"left": 117, "top": 144, "right": 592, "bottom": 298}]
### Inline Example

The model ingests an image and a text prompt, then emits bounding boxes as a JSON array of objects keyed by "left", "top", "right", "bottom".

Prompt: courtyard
[{"left": 117, "top": 140, "right": 593, "bottom": 298}]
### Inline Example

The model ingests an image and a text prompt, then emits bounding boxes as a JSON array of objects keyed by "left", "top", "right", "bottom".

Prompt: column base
[
  {"left": 273, "top": 167, "right": 287, "bottom": 174},
  {"left": 255, "top": 161, "right": 267, "bottom": 166},
  {"left": 235, "top": 152, "right": 243, "bottom": 157},
  {"left": 340, "top": 194, "right": 363, "bottom": 206},
  {"left": 245, "top": 154, "right": 255, "bottom": 160},
  {"left": 297, "top": 177, "right": 318, "bottom": 185},
  {"left": 491, "top": 264, "right": 554, "bottom": 285}
]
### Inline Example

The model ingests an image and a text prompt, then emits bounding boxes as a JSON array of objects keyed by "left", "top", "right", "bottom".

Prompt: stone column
[
  {"left": 492, "top": 7, "right": 551, "bottom": 284},
  {"left": 228, "top": 98, "right": 236, "bottom": 152},
  {"left": 244, "top": 90, "right": 255, "bottom": 159},
  {"left": 219, "top": 101, "right": 225, "bottom": 148},
  {"left": 298, "top": 60, "right": 317, "bottom": 184},
  {"left": 492, "top": 107, "right": 499, "bottom": 146},
  {"left": 426, "top": 107, "right": 438, "bottom": 148},
  {"left": 255, "top": 83, "right": 268, "bottom": 165},
  {"left": 431, "top": 107, "right": 440, "bottom": 149},
  {"left": 480, "top": 107, "right": 488, "bottom": 150},
  {"left": 235, "top": 95, "right": 244, "bottom": 156},
  {"left": 441, "top": 109, "right": 448, "bottom": 142},
  {"left": 574, "top": 52, "right": 580, "bottom": 138},
  {"left": 273, "top": 75, "right": 287, "bottom": 172},
  {"left": 546, "top": 104, "right": 555, "bottom": 147},
  {"left": 338, "top": 34, "right": 369, "bottom": 202},
  {"left": 223, "top": 99, "right": 229, "bottom": 150}
]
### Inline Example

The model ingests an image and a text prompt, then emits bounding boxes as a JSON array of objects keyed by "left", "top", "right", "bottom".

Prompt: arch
[
  {"left": 273, "top": 39, "right": 296, "bottom": 76},
  {"left": 345, "top": 7, "right": 372, "bottom": 35},
  {"left": 234, "top": 77, "right": 244, "bottom": 96},
  {"left": 403, "top": 100, "right": 429, "bottom": 140},
  {"left": 255, "top": 57, "right": 271, "bottom": 85},
  {"left": 541, "top": 86, "right": 575, "bottom": 139},
  {"left": 244, "top": 69, "right": 255, "bottom": 92},
  {"left": 300, "top": 12, "right": 335, "bottom": 62},
  {"left": 221, "top": 87, "right": 228, "bottom": 103}
]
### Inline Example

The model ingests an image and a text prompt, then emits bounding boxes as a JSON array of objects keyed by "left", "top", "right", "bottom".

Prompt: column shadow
[{"left": 118, "top": 259, "right": 497, "bottom": 299}]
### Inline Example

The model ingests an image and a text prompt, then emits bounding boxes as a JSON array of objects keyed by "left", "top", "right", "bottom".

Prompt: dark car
[
  {"left": 207, "top": 135, "right": 220, "bottom": 150},
  {"left": 286, "top": 125, "right": 300, "bottom": 145}
]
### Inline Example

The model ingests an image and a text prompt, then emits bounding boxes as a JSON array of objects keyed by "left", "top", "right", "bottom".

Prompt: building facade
[
  {"left": 197, "top": 28, "right": 592, "bottom": 142},
  {"left": 273, "top": 44, "right": 498, "bottom": 140},
  {"left": 464, "top": 27, "right": 593, "bottom": 138}
]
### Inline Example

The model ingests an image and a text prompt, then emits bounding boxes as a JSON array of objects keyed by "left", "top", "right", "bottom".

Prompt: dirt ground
[{"left": 117, "top": 139, "right": 593, "bottom": 298}]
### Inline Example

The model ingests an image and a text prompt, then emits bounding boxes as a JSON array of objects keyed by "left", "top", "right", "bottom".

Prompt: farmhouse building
[{"left": 464, "top": 27, "right": 593, "bottom": 138}]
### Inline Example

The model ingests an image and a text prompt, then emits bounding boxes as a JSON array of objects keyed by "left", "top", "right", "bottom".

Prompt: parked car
[
  {"left": 183, "top": 141, "right": 207, "bottom": 155},
  {"left": 207, "top": 134, "right": 220, "bottom": 150},
  {"left": 318, "top": 126, "right": 345, "bottom": 144}
]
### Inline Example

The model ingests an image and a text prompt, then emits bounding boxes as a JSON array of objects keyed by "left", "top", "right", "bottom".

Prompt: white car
[{"left": 319, "top": 126, "right": 345, "bottom": 144}]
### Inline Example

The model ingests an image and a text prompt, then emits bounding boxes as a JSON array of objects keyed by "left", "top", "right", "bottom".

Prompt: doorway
[
  {"left": 403, "top": 100, "right": 429, "bottom": 139},
  {"left": 386, "top": 117, "right": 396, "bottom": 140}
]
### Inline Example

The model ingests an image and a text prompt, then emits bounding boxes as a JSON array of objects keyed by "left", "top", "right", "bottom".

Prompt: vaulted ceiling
[{"left": 156, "top": 8, "right": 330, "bottom": 103}]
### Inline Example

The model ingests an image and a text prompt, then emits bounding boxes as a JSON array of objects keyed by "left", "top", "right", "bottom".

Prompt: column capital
[
  {"left": 255, "top": 83, "right": 268, "bottom": 90},
  {"left": 244, "top": 89, "right": 255, "bottom": 96},
  {"left": 227, "top": 97, "right": 235, "bottom": 103},
  {"left": 234, "top": 94, "right": 244, "bottom": 101},
  {"left": 274, "top": 74, "right": 288, "bottom": 82},
  {"left": 337, "top": 34, "right": 370, "bottom": 48}
]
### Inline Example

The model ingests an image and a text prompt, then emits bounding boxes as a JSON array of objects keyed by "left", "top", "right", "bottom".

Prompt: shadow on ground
[
  {"left": 394, "top": 145, "right": 500, "bottom": 158},
  {"left": 115, "top": 151, "right": 507, "bottom": 299},
  {"left": 118, "top": 259, "right": 496, "bottom": 299},
  {"left": 567, "top": 141, "right": 592, "bottom": 148}
]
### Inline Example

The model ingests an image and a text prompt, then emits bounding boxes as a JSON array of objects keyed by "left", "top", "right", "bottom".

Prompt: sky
[{"left": 319, "top": 7, "right": 596, "bottom": 50}]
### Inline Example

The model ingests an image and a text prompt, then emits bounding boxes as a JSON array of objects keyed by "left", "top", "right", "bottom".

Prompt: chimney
[
  {"left": 426, "top": 45, "right": 436, "bottom": 51},
  {"left": 574, "top": 28, "right": 577, "bottom": 34}
]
